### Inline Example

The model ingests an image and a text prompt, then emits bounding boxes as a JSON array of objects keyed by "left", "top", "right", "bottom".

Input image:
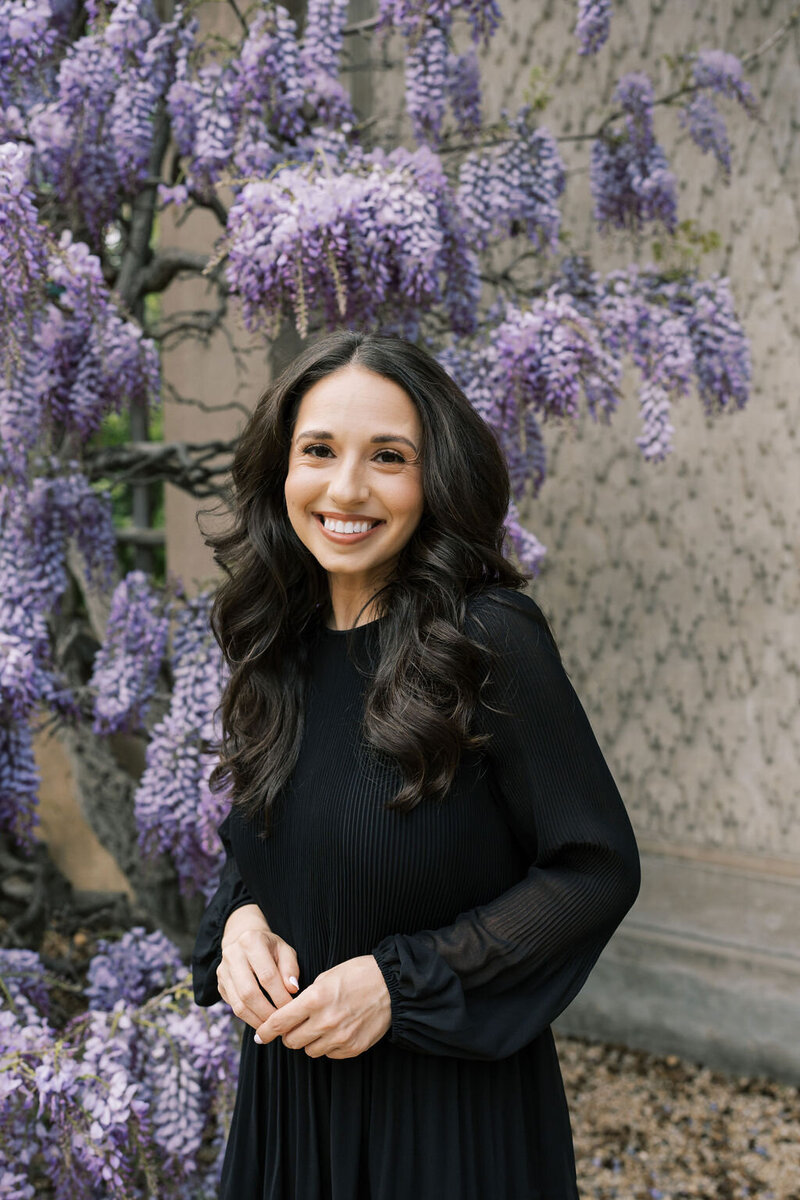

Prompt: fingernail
[
  {"left": 254, "top": 1033, "right": 263, "bottom": 1044},
  {"left": 288, "top": 976, "right": 299, "bottom": 990}
]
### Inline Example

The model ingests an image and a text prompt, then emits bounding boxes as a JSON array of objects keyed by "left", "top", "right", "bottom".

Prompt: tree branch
[
  {"left": 115, "top": 104, "right": 170, "bottom": 310},
  {"left": 133, "top": 249, "right": 212, "bottom": 295},
  {"left": 84, "top": 439, "right": 239, "bottom": 497}
]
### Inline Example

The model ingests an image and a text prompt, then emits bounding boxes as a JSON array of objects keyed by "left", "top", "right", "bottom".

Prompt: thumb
[{"left": 275, "top": 942, "right": 301, "bottom": 993}]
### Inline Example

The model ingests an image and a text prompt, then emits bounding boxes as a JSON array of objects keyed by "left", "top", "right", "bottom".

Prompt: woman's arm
[
  {"left": 368, "top": 589, "right": 641, "bottom": 1061},
  {"left": 191, "top": 811, "right": 263, "bottom": 1006}
]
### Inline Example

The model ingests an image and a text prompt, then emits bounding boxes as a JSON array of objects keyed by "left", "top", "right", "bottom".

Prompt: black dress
[{"left": 192, "top": 586, "right": 641, "bottom": 1199}]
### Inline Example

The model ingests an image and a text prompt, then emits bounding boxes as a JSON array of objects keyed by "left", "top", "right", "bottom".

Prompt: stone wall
[{"left": 473, "top": 0, "right": 800, "bottom": 1078}]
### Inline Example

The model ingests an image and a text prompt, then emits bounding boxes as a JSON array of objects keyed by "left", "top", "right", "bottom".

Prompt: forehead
[{"left": 294, "top": 365, "right": 421, "bottom": 434}]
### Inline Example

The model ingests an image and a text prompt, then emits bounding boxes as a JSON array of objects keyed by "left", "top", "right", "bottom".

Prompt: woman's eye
[{"left": 300, "top": 445, "right": 406, "bottom": 464}]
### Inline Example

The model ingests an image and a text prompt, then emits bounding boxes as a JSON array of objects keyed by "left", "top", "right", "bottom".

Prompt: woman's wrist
[{"left": 221, "top": 902, "right": 271, "bottom": 947}]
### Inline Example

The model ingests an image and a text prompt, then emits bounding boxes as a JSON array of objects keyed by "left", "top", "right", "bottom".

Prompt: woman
[{"left": 193, "top": 329, "right": 641, "bottom": 1199}]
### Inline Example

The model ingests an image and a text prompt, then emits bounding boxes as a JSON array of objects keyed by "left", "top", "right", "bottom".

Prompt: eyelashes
[{"left": 300, "top": 444, "right": 407, "bottom": 464}]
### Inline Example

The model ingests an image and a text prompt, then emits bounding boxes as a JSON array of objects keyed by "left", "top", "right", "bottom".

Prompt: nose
[{"left": 326, "top": 454, "right": 370, "bottom": 507}]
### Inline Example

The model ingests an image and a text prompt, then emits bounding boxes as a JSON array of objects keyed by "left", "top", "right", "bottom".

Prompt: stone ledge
[{"left": 554, "top": 843, "right": 800, "bottom": 1084}]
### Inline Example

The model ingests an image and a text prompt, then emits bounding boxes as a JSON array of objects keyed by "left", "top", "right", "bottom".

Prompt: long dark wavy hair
[{"left": 202, "top": 330, "right": 556, "bottom": 836}]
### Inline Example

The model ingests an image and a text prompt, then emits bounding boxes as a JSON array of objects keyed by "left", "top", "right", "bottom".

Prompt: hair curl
[{"left": 201, "top": 330, "right": 554, "bottom": 836}]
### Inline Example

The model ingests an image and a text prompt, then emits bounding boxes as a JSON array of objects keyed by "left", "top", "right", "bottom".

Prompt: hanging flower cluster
[
  {"left": 590, "top": 72, "right": 678, "bottom": 234},
  {"left": 575, "top": 0, "right": 612, "bottom": 56},
  {"left": 0, "top": 936, "right": 240, "bottom": 1198},
  {"left": 457, "top": 110, "right": 565, "bottom": 251},
  {"left": 89, "top": 571, "right": 172, "bottom": 736},
  {"left": 679, "top": 49, "right": 759, "bottom": 178},
  {"left": 0, "top": 472, "right": 115, "bottom": 846},
  {"left": 134, "top": 591, "right": 232, "bottom": 899},
  {"left": 226, "top": 144, "right": 479, "bottom": 339}
]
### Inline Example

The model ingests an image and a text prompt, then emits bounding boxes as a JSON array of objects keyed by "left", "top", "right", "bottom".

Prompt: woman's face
[{"left": 284, "top": 364, "right": 425, "bottom": 601}]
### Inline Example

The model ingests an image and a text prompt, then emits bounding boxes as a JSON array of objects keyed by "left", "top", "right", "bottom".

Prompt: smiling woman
[
  {"left": 284, "top": 364, "right": 425, "bottom": 630},
  {"left": 193, "top": 330, "right": 640, "bottom": 1200}
]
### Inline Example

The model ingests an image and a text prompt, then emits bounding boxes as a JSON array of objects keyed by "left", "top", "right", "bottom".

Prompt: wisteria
[
  {"left": 28, "top": 1, "right": 182, "bottom": 243},
  {"left": 85, "top": 927, "right": 185, "bottom": 1008},
  {"left": 680, "top": 91, "right": 733, "bottom": 176},
  {"left": 0, "top": 938, "right": 241, "bottom": 1198},
  {"left": 575, "top": 0, "right": 611, "bottom": 56},
  {"left": 679, "top": 50, "right": 757, "bottom": 179},
  {"left": 134, "top": 591, "right": 232, "bottom": 898},
  {"left": 692, "top": 49, "right": 758, "bottom": 115},
  {"left": 0, "top": 143, "right": 48, "bottom": 358},
  {"left": 590, "top": 72, "right": 678, "bottom": 234},
  {"left": 0, "top": 470, "right": 116, "bottom": 845},
  {"left": 226, "top": 145, "right": 479, "bottom": 339},
  {"left": 378, "top": 0, "right": 502, "bottom": 46},
  {"left": 89, "top": 572, "right": 171, "bottom": 735},
  {"left": 405, "top": 19, "right": 450, "bottom": 144},
  {"left": 447, "top": 49, "right": 482, "bottom": 136},
  {"left": 1, "top": 230, "right": 160, "bottom": 483},
  {"left": 457, "top": 111, "right": 565, "bottom": 251}
]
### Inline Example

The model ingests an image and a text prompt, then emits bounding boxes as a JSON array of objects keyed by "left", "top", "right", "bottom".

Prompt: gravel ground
[{"left": 557, "top": 1035, "right": 800, "bottom": 1200}]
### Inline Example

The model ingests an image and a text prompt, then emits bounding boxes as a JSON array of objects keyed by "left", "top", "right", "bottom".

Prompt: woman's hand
[
  {"left": 217, "top": 904, "right": 301, "bottom": 1030},
  {"left": 253, "top": 955, "right": 392, "bottom": 1060}
]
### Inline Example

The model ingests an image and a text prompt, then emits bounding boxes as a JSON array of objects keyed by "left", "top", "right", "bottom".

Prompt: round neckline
[{"left": 322, "top": 616, "right": 385, "bottom": 635}]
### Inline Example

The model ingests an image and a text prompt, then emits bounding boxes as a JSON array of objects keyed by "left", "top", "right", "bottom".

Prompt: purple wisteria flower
[
  {"left": 1, "top": 230, "right": 160, "bottom": 486},
  {"left": 89, "top": 571, "right": 172, "bottom": 736},
  {"left": 378, "top": 0, "right": 501, "bottom": 46},
  {"left": 405, "top": 18, "right": 449, "bottom": 144},
  {"left": 300, "top": 0, "right": 349, "bottom": 78},
  {"left": 85, "top": 926, "right": 185, "bottom": 1008},
  {"left": 679, "top": 50, "right": 758, "bottom": 178},
  {"left": 0, "top": 0, "right": 60, "bottom": 140},
  {"left": 134, "top": 592, "right": 233, "bottom": 898},
  {"left": 0, "top": 949, "right": 49, "bottom": 1023},
  {"left": 590, "top": 72, "right": 677, "bottom": 234},
  {"left": 457, "top": 111, "right": 565, "bottom": 251},
  {"left": 24, "top": 0, "right": 184, "bottom": 242},
  {"left": 575, "top": 0, "right": 611, "bottom": 55},
  {"left": 692, "top": 49, "right": 758, "bottom": 115},
  {"left": 1, "top": 937, "right": 241, "bottom": 1199},
  {"left": 447, "top": 49, "right": 482, "bottom": 136},
  {"left": 0, "top": 469, "right": 115, "bottom": 845},
  {"left": 226, "top": 144, "right": 478, "bottom": 338},
  {"left": 0, "top": 143, "right": 48, "bottom": 357},
  {"left": 680, "top": 91, "right": 733, "bottom": 176},
  {"left": 595, "top": 266, "right": 749, "bottom": 458}
]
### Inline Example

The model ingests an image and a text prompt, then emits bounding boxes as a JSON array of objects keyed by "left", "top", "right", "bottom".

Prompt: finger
[
  {"left": 274, "top": 943, "right": 301, "bottom": 995},
  {"left": 243, "top": 942, "right": 297, "bottom": 1011},
  {"left": 219, "top": 964, "right": 278, "bottom": 1032},
  {"left": 276, "top": 1017, "right": 317, "bottom": 1051},
  {"left": 255, "top": 994, "right": 315, "bottom": 1043},
  {"left": 221, "top": 945, "right": 287, "bottom": 1022}
]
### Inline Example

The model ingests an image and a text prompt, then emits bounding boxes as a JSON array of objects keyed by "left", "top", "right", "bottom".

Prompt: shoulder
[{"left": 464, "top": 586, "right": 561, "bottom": 661}]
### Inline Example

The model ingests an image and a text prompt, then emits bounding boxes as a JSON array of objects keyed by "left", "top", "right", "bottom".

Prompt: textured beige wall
[{"left": 466, "top": 0, "right": 800, "bottom": 860}]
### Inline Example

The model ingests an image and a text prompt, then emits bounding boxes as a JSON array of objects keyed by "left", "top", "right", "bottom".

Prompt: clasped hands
[{"left": 217, "top": 904, "right": 392, "bottom": 1059}]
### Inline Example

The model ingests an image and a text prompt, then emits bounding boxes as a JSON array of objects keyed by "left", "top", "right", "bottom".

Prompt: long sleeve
[
  {"left": 370, "top": 588, "right": 641, "bottom": 1061},
  {"left": 191, "top": 809, "right": 258, "bottom": 1007}
]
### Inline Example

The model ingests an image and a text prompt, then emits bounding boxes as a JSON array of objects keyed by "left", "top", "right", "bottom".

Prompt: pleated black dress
[{"left": 192, "top": 586, "right": 641, "bottom": 1200}]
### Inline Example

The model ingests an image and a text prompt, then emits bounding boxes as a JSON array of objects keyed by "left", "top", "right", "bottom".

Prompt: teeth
[{"left": 322, "top": 517, "right": 378, "bottom": 534}]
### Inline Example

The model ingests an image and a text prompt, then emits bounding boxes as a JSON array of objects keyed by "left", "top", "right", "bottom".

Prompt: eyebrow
[{"left": 296, "top": 430, "right": 419, "bottom": 453}]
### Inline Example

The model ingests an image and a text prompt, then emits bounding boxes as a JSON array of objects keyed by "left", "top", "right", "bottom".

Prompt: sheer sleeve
[
  {"left": 191, "top": 809, "right": 258, "bottom": 1007},
  {"left": 369, "top": 588, "right": 641, "bottom": 1061}
]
